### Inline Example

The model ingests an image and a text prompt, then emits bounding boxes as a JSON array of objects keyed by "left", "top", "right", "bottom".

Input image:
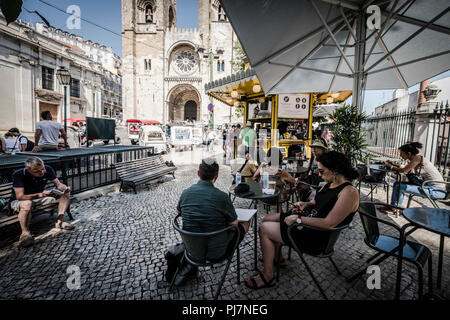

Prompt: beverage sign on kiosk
[{"left": 278, "top": 94, "right": 310, "bottom": 118}]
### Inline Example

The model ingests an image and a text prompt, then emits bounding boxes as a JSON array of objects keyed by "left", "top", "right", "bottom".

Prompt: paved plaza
[{"left": 0, "top": 148, "right": 448, "bottom": 300}]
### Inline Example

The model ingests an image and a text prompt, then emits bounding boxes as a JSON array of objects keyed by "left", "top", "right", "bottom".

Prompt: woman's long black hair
[
  {"left": 398, "top": 142, "right": 422, "bottom": 155},
  {"left": 316, "top": 151, "right": 359, "bottom": 181}
]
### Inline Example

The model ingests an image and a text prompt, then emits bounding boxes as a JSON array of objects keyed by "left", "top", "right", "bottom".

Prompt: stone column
[{"left": 413, "top": 84, "right": 442, "bottom": 163}]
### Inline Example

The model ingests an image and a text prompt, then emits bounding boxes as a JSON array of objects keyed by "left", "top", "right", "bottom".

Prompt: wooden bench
[
  {"left": 113, "top": 155, "right": 177, "bottom": 194},
  {"left": 0, "top": 182, "right": 73, "bottom": 229}
]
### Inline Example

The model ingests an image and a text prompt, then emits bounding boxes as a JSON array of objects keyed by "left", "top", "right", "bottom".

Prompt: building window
[
  {"left": 144, "top": 59, "right": 151, "bottom": 71},
  {"left": 175, "top": 51, "right": 196, "bottom": 74},
  {"left": 145, "top": 4, "right": 153, "bottom": 23},
  {"left": 221, "top": 61, "right": 225, "bottom": 72},
  {"left": 218, "top": 5, "right": 227, "bottom": 21},
  {"left": 217, "top": 61, "right": 220, "bottom": 72},
  {"left": 42, "top": 66, "right": 54, "bottom": 90},
  {"left": 70, "top": 78, "right": 80, "bottom": 98},
  {"left": 168, "top": 6, "right": 174, "bottom": 28}
]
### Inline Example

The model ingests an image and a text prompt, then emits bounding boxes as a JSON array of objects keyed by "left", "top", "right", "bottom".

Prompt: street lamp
[{"left": 56, "top": 67, "right": 71, "bottom": 134}]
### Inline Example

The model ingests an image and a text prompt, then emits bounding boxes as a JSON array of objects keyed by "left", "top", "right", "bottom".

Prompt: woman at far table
[
  {"left": 244, "top": 151, "right": 359, "bottom": 289},
  {"left": 379, "top": 142, "right": 446, "bottom": 215},
  {"left": 253, "top": 147, "right": 295, "bottom": 185}
]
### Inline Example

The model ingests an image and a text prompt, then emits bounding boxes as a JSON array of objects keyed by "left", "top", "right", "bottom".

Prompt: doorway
[
  {"left": 184, "top": 100, "right": 197, "bottom": 121},
  {"left": 39, "top": 101, "right": 58, "bottom": 121}
]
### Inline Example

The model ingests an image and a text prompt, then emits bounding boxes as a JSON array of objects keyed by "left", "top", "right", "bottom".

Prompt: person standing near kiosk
[{"left": 240, "top": 122, "right": 257, "bottom": 159}]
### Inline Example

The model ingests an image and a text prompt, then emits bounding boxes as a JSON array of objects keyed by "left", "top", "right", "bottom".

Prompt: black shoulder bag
[{"left": 406, "top": 156, "right": 424, "bottom": 186}]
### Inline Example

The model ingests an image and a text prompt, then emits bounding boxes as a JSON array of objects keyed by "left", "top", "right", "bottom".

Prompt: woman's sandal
[{"left": 244, "top": 272, "right": 276, "bottom": 290}]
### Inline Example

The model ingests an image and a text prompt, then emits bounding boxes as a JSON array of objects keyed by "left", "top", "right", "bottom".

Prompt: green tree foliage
[
  {"left": 1, "top": 0, "right": 23, "bottom": 24},
  {"left": 329, "top": 104, "right": 367, "bottom": 165},
  {"left": 231, "top": 40, "right": 247, "bottom": 72}
]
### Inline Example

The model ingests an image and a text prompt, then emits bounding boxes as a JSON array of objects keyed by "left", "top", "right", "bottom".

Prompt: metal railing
[
  {"left": 362, "top": 109, "right": 416, "bottom": 159},
  {"left": 0, "top": 147, "right": 154, "bottom": 194},
  {"left": 362, "top": 100, "right": 450, "bottom": 176}
]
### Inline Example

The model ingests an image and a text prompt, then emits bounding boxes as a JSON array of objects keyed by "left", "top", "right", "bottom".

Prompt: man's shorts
[
  {"left": 37, "top": 144, "right": 58, "bottom": 151},
  {"left": 10, "top": 197, "right": 58, "bottom": 213}
]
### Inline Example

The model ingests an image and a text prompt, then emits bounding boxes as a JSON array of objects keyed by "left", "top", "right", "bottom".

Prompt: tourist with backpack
[
  {"left": 8, "top": 128, "right": 34, "bottom": 152},
  {"left": 4, "top": 132, "right": 20, "bottom": 154}
]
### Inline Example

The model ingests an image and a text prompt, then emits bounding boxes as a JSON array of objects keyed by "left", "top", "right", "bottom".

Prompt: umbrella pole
[{"left": 353, "top": 13, "right": 366, "bottom": 113}]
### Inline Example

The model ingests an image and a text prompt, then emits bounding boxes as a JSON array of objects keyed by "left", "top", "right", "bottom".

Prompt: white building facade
[
  {"left": 35, "top": 23, "right": 123, "bottom": 121},
  {"left": 0, "top": 15, "right": 103, "bottom": 135}
]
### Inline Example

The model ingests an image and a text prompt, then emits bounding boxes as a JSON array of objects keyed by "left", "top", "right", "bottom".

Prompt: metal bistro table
[
  {"left": 401, "top": 208, "right": 450, "bottom": 292},
  {"left": 285, "top": 166, "right": 308, "bottom": 177},
  {"left": 229, "top": 180, "right": 282, "bottom": 270}
]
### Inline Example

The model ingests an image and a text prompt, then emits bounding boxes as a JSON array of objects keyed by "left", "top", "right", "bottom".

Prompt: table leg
[
  {"left": 254, "top": 200, "right": 258, "bottom": 271},
  {"left": 437, "top": 235, "right": 444, "bottom": 289}
]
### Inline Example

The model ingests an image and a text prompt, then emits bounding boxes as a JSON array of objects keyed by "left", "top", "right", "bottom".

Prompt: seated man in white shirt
[{"left": 32, "top": 111, "right": 70, "bottom": 152}]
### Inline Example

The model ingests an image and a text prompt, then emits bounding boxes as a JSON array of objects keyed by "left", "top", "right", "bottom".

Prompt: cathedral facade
[{"left": 122, "top": 0, "right": 238, "bottom": 125}]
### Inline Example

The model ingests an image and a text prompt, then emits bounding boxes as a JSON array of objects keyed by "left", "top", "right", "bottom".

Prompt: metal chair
[
  {"left": 275, "top": 222, "right": 350, "bottom": 300},
  {"left": 169, "top": 214, "right": 241, "bottom": 300},
  {"left": 406, "top": 179, "right": 450, "bottom": 209},
  {"left": 356, "top": 165, "right": 389, "bottom": 202},
  {"left": 347, "top": 201, "right": 433, "bottom": 300}
]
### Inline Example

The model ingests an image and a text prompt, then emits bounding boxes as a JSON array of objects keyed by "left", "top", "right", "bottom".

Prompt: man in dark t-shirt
[
  {"left": 10, "top": 157, "right": 74, "bottom": 247},
  {"left": 177, "top": 159, "right": 249, "bottom": 260}
]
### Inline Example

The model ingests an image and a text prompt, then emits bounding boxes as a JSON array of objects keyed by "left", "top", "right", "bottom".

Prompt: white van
[{"left": 139, "top": 125, "right": 168, "bottom": 154}]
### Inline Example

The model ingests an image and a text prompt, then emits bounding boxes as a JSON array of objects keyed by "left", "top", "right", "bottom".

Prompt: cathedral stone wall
[{"left": 122, "top": 0, "right": 242, "bottom": 126}]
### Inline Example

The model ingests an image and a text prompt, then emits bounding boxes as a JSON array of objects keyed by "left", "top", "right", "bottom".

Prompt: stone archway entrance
[
  {"left": 167, "top": 84, "right": 200, "bottom": 122},
  {"left": 184, "top": 100, "right": 197, "bottom": 121}
]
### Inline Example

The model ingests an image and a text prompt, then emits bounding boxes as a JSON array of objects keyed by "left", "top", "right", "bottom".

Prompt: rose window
[{"left": 176, "top": 51, "right": 196, "bottom": 74}]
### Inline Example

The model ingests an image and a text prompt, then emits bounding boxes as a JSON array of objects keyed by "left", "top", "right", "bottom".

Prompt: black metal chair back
[
  {"left": 172, "top": 215, "right": 239, "bottom": 265},
  {"left": 348, "top": 201, "right": 433, "bottom": 300},
  {"left": 277, "top": 221, "right": 351, "bottom": 300},
  {"left": 170, "top": 214, "right": 241, "bottom": 300},
  {"left": 320, "top": 224, "right": 350, "bottom": 256},
  {"left": 358, "top": 201, "right": 380, "bottom": 243}
]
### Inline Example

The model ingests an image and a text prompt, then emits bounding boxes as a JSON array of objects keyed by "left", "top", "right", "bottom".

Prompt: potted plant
[{"left": 329, "top": 104, "right": 368, "bottom": 166}]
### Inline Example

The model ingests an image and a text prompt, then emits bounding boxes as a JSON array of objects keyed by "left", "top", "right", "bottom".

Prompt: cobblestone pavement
[{"left": 0, "top": 148, "right": 448, "bottom": 300}]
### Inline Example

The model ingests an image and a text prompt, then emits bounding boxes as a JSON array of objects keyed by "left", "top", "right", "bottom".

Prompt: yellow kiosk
[{"left": 204, "top": 68, "right": 350, "bottom": 157}]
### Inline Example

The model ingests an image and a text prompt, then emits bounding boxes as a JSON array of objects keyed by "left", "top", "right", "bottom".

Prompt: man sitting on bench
[{"left": 10, "top": 157, "right": 74, "bottom": 247}]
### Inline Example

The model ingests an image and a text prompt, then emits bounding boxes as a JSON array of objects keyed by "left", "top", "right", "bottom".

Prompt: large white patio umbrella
[{"left": 220, "top": 0, "right": 450, "bottom": 111}]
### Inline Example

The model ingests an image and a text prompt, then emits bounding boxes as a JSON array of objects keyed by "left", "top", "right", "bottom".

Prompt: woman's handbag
[{"left": 406, "top": 156, "right": 424, "bottom": 186}]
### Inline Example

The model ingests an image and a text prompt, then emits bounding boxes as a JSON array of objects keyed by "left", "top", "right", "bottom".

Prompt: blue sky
[{"left": 18, "top": 0, "right": 448, "bottom": 115}]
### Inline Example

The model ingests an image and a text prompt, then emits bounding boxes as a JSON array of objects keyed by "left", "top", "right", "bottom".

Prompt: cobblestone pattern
[{"left": 0, "top": 160, "right": 448, "bottom": 300}]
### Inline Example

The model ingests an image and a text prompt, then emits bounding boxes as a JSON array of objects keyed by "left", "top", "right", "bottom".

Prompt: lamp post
[{"left": 56, "top": 67, "right": 71, "bottom": 134}]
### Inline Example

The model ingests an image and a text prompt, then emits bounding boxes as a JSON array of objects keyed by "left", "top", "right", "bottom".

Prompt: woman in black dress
[{"left": 245, "top": 151, "right": 359, "bottom": 289}]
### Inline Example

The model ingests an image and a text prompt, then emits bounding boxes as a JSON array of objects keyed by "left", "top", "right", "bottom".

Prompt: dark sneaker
[{"left": 19, "top": 234, "right": 34, "bottom": 248}]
